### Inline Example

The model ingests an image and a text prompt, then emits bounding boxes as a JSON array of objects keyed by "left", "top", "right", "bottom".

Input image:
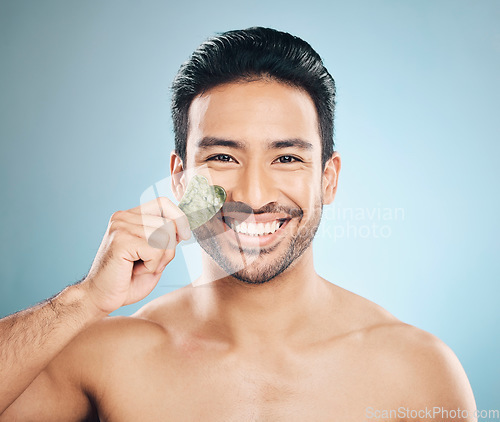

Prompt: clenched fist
[{"left": 81, "top": 197, "right": 191, "bottom": 315}]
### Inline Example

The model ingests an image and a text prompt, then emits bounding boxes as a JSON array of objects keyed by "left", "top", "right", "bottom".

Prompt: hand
[{"left": 81, "top": 197, "right": 191, "bottom": 315}]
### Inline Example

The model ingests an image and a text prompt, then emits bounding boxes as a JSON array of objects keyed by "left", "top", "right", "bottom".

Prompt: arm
[
  {"left": 0, "top": 285, "right": 104, "bottom": 417},
  {"left": 0, "top": 197, "right": 191, "bottom": 418}
]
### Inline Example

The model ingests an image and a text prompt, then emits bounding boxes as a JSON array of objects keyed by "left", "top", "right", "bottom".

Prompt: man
[{"left": 0, "top": 27, "right": 476, "bottom": 421}]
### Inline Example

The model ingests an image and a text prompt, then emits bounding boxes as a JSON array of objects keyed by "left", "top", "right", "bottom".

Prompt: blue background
[{"left": 1, "top": 0, "right": 498, "bottom": 410}]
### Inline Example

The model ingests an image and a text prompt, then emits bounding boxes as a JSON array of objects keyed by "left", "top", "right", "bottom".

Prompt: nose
[{"left": 229, "top": 163, "right": 279, "bottom": 210}]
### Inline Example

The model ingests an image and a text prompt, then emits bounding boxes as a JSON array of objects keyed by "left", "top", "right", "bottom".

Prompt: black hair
[{"left": 171, "top": 27, "right": 336, "bottom": 168}]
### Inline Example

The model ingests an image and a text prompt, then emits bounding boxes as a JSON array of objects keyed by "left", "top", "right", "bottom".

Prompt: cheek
[{"left": 275, "top": 171, "right": 322, "bottom": 211}]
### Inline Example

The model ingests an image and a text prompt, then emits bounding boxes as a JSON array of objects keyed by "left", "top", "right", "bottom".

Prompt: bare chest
[{"left": 95, "top": 342, "right": 400, "bottom": 422}]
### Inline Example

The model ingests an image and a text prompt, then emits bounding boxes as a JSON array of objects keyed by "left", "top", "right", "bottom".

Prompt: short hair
[{"left": 171, "top": 27, "right": 336, "bottom": 168}]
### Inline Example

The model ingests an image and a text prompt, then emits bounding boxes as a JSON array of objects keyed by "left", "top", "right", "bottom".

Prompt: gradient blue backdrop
[{"left": 1, "top": 0, "right": 498, "bottom": 410}]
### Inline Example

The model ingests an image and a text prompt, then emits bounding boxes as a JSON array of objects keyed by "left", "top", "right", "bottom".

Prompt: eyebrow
[
  {"left": 196, "top": 137, "right": 246, "bottom": 150},
  {"left": 268, "top": 139, "right": 313, "bottom": 151},
  {"left": 196, "top": 137, "right": 313, "bottom": 151}
]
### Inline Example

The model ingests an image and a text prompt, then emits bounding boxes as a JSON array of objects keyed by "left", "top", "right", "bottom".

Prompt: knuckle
[
  {"left": 159, "top": 197, "right": 178, "bottom": 217},
  {"left": 108, "top": 219, "right": 125, "bottom": 233},
  {"left": 158, "top": 196, "right": 173, "bottom": 208},
  {"left": 110, "top": 210, "right": 125, "bottom": 222}
]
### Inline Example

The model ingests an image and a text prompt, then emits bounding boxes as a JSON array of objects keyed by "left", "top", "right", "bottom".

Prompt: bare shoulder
[
  {"left": 70, "top": 286, "right": 191, "bottom": 355},
  {"left": 49, "top": 311, "right": 171, "bottom": 396},
  {"left": 7, "top": 310, "right": 174, "bottom": 421},
  {"left": 328, "top": 283, "right": 476, "bottom": 412},
  {"left": 368, "top": 323, "right": 476, "bottom": 412},
  {"left": 67, "top": 311, "right": 169, "bottom": 356}
]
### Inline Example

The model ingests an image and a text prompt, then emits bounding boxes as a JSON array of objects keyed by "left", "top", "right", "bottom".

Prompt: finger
[
  {"left": 132, "top": 247, "right": 175, "bottom": 276},
  {"left": 110, "top": 217, "right": 178, "bottom": 252},
  {"left": 114, "top": 229, "right": 174, "bottom": 274},
  {"left": 113, "top": 212, "right": 186, "bottom": 239},
  {"left": 112, "top": 208, "right": 190, "bottom": 244},
  {"left": 129, "top": 197, "right": 191, "bottom": 241},
  {"left": 129, "top": 196, "right": 176, "bottom": 216}
]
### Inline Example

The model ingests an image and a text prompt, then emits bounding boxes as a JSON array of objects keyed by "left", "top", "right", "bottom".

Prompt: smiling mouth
[{"left": 222, "top": 216, "right": 289, "bottom": 236}]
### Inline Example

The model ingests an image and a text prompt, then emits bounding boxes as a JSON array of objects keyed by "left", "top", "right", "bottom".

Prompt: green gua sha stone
[{"left": 178, "top": 175, "right": 226, "bottom": 230}]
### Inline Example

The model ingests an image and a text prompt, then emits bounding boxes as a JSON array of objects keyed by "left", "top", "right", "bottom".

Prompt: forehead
[{"left": 186, "top": 80, "right": 321, "bottom": 152}]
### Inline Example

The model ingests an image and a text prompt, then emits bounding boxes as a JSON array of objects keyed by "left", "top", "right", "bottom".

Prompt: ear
[
  {"left": 322, "top": 152, "right": 341, "bottom": 205},
  {"left": 170, "top": 151, "right": 186, "bottom": 202}
]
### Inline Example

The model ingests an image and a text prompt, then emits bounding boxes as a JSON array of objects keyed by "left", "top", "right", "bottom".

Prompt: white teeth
[{"left": 231, "top": 219, "right": 283, "bottom": 236}]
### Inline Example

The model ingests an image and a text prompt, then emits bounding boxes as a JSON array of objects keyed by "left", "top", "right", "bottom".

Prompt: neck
[{"left": 189, "top": 247, "right": 332, "bottom": 348}]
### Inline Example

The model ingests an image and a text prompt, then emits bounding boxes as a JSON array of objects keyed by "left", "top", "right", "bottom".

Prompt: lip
[{"left": 219, "top": 215, "right": 291, "bottom": 248}]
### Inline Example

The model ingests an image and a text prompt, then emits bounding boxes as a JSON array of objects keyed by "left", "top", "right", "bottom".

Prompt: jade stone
[{"left": 178, "top": 175, "right": 226, "bottom": 229}]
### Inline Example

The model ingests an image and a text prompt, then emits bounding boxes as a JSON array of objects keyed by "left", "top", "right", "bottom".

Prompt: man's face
[{"left": 175, "top": 79, "right": 336, "bottom": 284}]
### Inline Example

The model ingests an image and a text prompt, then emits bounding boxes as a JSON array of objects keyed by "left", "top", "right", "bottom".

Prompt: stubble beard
[{"left": 193, "top": 201, "right": 323, "bottom": 285}]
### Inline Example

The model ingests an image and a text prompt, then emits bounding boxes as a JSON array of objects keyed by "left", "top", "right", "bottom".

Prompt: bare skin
[{"left": 0, "top": 80, "right": 476, "bottom": 421}]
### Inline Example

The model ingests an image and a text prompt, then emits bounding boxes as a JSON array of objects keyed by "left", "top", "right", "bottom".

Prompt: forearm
[{"left": 0, "top": 283, "right": 106, "bottom": 413}]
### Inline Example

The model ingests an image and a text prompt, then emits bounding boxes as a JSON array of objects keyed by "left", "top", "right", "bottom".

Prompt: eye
[
  {"left": 275, "top": 155, "right": 302, "bottom": 164},
  {"left": 207, "top": 154, "right": 235, "bottom": 163}
]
